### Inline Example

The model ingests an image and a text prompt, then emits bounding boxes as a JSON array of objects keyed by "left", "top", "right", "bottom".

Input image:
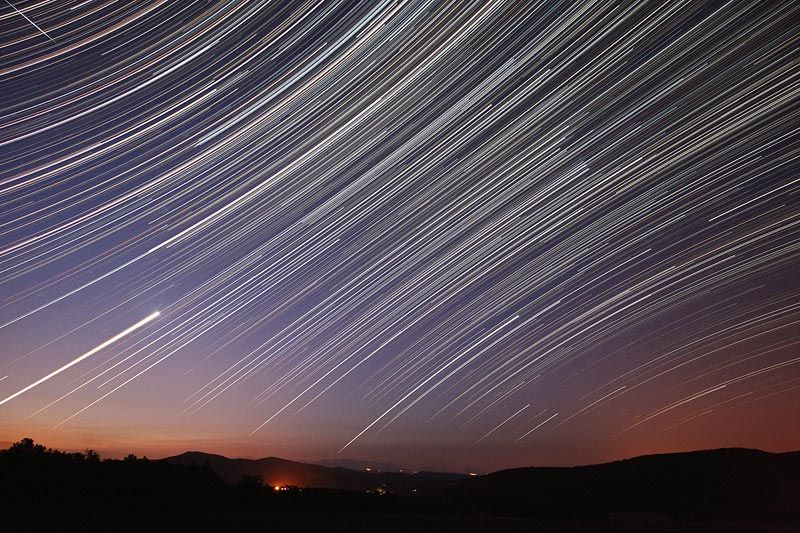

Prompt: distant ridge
[
  {"left": 313, "top": 458, "right": 405, "bottom": 473},
  {"left": 426, "top": 447, "right": 800, "bottom": 519},
  {"left": 165, "top": 446, "right": 800, "bottom": 520},
  {"left": 165, "top": 451, "right": 464, "bottom": 492}
]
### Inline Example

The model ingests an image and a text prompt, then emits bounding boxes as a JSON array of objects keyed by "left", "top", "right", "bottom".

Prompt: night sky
[{"left": 0, "top": 1, "right": 798, "bottom": 472}]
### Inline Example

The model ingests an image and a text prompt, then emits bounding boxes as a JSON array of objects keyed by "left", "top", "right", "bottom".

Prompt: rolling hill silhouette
[
  {"left": 165, "top": 447, "right": 799, "bottom": 519},
  {"left": 165, "top": 451, "right": 465, "bottom": 492},
  {"left": 427, "top": 448, "right": 800, "bottom": 519}
]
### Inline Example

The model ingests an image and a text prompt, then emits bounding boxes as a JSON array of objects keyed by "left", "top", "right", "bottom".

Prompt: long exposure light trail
[
  {"left": 0, "top": 1, "right": 797, "bottom": 468},
  {"left": 0, "top": 312, "right": 159, "bottom": 406}
]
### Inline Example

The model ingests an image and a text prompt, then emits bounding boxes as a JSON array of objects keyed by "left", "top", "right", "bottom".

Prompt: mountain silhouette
[
  {"left": 429, "top": 447, "right": 800, "bottom": 519},
  {"left": 165, "top": 451, "right": 464, "bottom": 491},
  {"left": 165, "top": 446, "right": 800, "bottom": 519}
]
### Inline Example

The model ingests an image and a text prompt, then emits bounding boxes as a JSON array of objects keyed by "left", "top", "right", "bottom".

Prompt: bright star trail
[
  {"left": 0, "top": 311, "right": 159, "bottom": 406},
  {"left": 0, "top": 1, "right": 798, "bottom": 470}
]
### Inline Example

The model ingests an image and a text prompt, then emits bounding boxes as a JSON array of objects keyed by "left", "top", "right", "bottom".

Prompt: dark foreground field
[
  {"left": 3, "top": 509, "right": 799, "bottom": 533},
  {"left": 4, "top": 509, "right": 799, "bottom": 533}
]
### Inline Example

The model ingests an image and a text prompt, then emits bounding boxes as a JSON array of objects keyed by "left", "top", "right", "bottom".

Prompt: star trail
[{"left": 0, "top": 1, "right": 798, "bottom": 469}]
